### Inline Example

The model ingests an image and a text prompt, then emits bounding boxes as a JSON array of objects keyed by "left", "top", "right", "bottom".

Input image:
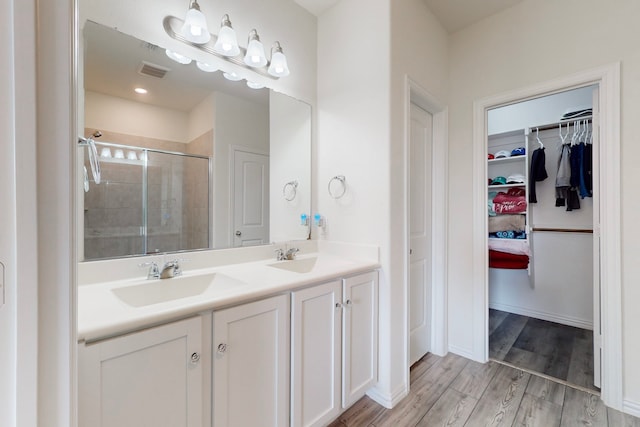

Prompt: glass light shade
[
  {"left": 213, "top": 15, "right": 240, "bottom": 57},
  {"left": 268, "top": 51, "right": 290, "bottom": 77},
  {"left": 223, "top": 72, "right": 243, "bottom": 81},
  {"left": 165, "top": 49, "right": 192, "bottom": 65},
  {"left": 181, "top": 5, "right": 210, "bottom": 44},
  {"left": 113, "top": 149, "right": 125, "bottom": 159},
  {"left": 243, "top": 30, "right": 267, "bottom": 67},
  {"left": 246, "top": 81, "right": 264, "bottom": 89},
  {"left": 196, "top": 61, "right": 218, "bottom": 72}
]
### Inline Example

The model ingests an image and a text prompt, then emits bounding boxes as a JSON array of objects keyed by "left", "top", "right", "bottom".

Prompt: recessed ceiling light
[{"left": 134, "top": 87, "right": 148, "bottom": 94}]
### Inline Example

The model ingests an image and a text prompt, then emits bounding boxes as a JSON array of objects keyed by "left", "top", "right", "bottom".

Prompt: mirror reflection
[{"left": 80, "top": 21, "right": 311, "bottom": 261}]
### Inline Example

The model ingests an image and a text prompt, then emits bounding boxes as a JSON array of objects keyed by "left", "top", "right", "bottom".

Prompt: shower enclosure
[{"left": 83, "top": 141, "right": 211, "bottom": 260}]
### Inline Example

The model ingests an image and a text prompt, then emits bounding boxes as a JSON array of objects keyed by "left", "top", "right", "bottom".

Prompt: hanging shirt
[{"left": 529, "top": 147, "right": 548, "bottom": 203}]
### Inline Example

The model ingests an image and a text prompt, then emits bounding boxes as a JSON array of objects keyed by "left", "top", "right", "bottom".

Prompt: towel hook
[
  {"left": 282, "top": 180, "right": 298, "bottom": 201},
  {"left": 328, "top": 175, "right": 346, "bottom": 199}
]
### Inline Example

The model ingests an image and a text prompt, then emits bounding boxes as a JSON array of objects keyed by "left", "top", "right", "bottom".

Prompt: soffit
[{"left": 422, "top": 0, "right": 525, "bottom": 33}]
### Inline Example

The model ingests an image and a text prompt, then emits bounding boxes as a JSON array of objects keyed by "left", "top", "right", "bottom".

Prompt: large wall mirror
[{"left": 78, "top": 2, "right": 312, "bottom": 261}]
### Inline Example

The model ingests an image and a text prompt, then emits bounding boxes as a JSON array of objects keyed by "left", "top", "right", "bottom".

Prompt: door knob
[{"left": 235, "top": 230, "right": 242, "bottom": 236}]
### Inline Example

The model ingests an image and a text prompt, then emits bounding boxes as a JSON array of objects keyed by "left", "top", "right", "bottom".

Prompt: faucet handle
[
  {"left": 274, "top": 248, "right": 285, "bottom": 261},
  {"left": 138, "top": 261, "right": 160, "bottom": 279},
  {"left": 165, "top": 258, "right": 189, "bottom": 276}
]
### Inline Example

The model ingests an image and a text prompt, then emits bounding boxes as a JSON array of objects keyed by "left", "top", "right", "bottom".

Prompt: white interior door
[
  {"left": 232, "top": 149, "right": 269, "bottom": 247},
  {"left": 409, "top": 103, "right": 433, "bottom": 366},
  {"left": 592, "top": 86, "right": 602, "bottom": 388}
]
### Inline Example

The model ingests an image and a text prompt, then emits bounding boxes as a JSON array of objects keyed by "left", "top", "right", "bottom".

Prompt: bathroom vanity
[{"left": 77, "top": 243, "right": 379, "bottom": 427}]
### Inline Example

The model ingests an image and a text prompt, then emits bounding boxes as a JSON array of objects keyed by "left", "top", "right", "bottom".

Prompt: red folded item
[
  {"left": 494, "top": 200, "right": 527, "bottom": 214},
  {"left": 489, "top": 249, "right": 529, "bottom": 269}
]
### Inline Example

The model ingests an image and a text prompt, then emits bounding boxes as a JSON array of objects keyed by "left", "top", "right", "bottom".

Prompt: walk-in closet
[{"left": 486, "top": 86, "right": 599, "bottom": 392}]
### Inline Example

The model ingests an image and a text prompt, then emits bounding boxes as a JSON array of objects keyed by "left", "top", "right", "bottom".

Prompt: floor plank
[
  {"left": 489, "top": 313, "right": 528, "bottom": 360},
  {"left": 503, "top": 346, "right": 549, "bottom": 374},
  {"left": 410, "top": 352, "right": 440, "bottom": 384},
  {"left": 566, "top": 332, "right": 596, "bottom": 391},
  {"left": 560, "top": 387, "right": 607, "bottom": 427},
  {"left": 525, "top": 375, "right": 566, "bottom": 406},
  {"left": 489, "top": 309, "right": 509, "bottom": 335},
  {"left": 414, "top": 387, "right": 477, "bottom": 427},
  {"left": 371, "top": 354, "right": 468, "bottom": 427},
  {"left": 449, "top": 359, "right": 499, "bottom": 399},
  {"left": 327, "top": 396, "right": 384, "bottom": 427},
  {"left": 513, "top": 393, "right": 562, "bottom": 427},
  {"left": 608, "top": 407, "right": 640, "bottom": 427},
  {"left": 464, "top": 365, "right": 530, "bottom": 427}
]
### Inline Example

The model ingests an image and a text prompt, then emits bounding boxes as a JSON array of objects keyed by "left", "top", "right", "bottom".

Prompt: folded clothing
[
  {"left": 488, "top": 239, "right": 530, "bottom": 256},
  {"left": 489, "top": 249, "right": 529, "bottom": 270},
  {"left": 488, "top": 215, "right": 526, "bottom": 233},
  {"left": 493, "top": 188, "right": 527, "bottom": 214},
  {"left": 489, "top": 231, "right": 526, "bottom": 239}
]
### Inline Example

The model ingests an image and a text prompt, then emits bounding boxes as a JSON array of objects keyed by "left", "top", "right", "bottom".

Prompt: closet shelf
[
  {"left": 487, "top": 156, "right": 525, "bottom": 165},
  {"left": 488, "top": 183, "right": 526, "bottom": 190}
]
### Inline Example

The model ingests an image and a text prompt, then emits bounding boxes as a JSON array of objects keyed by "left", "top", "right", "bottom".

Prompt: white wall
[
  {"left": 269, "top": 91, "right": 312, "bottom": 243},
  {"left": 85, "top": 91, "right": 190, "bottom": 143},
  {"left": 447, "top": 0, "right": 640, "bottom": 408},
  {"left": 317, "top": 0, "right": 449, "bottom": 406},
  {"left": 213, "top": 92, "right": 269, "bottom": 248},
  {"left": 188, "top": 92, "right": 215, "bottom": 142},
  {"left": 488, "top": 86, "right": 594, "bottom": 135}
]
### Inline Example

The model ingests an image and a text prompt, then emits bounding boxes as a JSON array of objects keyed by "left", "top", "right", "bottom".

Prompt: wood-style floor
[
  {"left": 488, "top": 309, "right": 596, "bottom": 392},
  {"left": 328, "top": 352, "right": 640, "bottom": 427}
]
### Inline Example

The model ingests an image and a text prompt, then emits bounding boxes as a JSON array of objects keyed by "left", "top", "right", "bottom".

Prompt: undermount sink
[
  {"left": 268, "top": 257, "right": 318, "bottom": 274},
  {"left": 112, "top": 272, "right": 246, "bottom": 307}
]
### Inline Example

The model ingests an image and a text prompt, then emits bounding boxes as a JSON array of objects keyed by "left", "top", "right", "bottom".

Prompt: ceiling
[{"left": 294, "top": 0, "right": 524, "bottom": 33}]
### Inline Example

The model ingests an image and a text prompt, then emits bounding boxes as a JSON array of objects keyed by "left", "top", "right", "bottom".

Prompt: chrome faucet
[
  {"left": 285, "top": 247, "right": 299, "bottom": 260},
  {"left": 139, "top": 261, "right": 160, "bottom": 279},
  {"left": 160, "top": 260, "right": 182, "bottom": 279},
  {"left": 275, "top": 248, "right": 287, "bottom": 261}
]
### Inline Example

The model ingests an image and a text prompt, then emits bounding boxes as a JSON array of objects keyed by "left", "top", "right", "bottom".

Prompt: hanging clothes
[
  {"left": 556, "top": 144, "right": 581, "bottom": 210},
  {"left": 529, "top": 147, "right": 548, "bottom": 203}
]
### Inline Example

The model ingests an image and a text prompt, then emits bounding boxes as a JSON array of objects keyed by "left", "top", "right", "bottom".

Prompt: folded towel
[
  {"left": 488, "top": 215, "right": 526, "bottom": 233},
  {"left": 489, "top": 249, "right": 529, "bottom": 269},
  {"left": 488, "top": 239, "right": 530, "bottom": 256}
]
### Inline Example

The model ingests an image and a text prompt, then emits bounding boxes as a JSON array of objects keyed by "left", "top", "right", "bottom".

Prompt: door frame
[
  {"left": 404, "top": 76, "right": 449, "bottom": 371},
  {"left": 229, "top": 145, "right": 270, "bottom": 247},
  {"left": 471, "top": 63, "right": 622, "bottom": 409}
]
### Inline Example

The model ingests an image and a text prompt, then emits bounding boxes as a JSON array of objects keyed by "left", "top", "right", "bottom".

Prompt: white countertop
[{"left": 78, "top": 252, "right": 379, "bottom": 342}]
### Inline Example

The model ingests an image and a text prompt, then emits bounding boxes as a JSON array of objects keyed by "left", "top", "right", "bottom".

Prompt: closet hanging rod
[
  {"left": 532, "top": 227, "right": 593, "bottom": 234},
  {"left": 532, "top": 116, "right": 593, "bottom": 133}
]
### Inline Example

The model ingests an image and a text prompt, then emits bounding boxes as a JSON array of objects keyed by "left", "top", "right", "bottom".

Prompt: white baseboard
[
  {"left": 623, "top": 400, "right": 640, "bottom": 418},
  {"left": 366, "top": 383, "right": 407, "bottom": 409},
  {"left": 489, "top": 301, "right": 593, "bottom": 330},
  {"left": 448, "top": 345, "right": 480, "bottom": 362}
]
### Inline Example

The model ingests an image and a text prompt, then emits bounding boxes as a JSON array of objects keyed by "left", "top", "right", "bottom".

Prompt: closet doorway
[{"left": 486, "top": 86, "right": 600, "bottom": 392}]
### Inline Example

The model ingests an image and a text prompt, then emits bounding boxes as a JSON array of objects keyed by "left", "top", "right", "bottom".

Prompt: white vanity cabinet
[
  {"left": 78, "top": 315, "right": 208, "bottom": 427},
  {"left": 212, "top": 293, "right": 290, "bottom": 427},
  {"left": 291, "top": 271, "right": 379, "bottom": 427}
]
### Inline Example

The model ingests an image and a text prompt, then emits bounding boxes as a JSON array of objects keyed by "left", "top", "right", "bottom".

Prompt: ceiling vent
[{"left": 138, "top": 61, "right": 170, "bottom": 79}]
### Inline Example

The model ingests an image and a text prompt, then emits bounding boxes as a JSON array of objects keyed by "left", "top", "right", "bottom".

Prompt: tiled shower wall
[{"left": 83, "top": 129, "right": 212, "bottom": 260}]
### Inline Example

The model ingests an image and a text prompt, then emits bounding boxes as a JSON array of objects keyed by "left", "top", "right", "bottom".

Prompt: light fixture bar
[{"left": 163, "top": 15, "right": 279, "bottom": 80}]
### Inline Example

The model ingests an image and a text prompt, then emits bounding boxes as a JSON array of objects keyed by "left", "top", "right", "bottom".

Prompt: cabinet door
[
  {"left": 78, "top": 316, "right": 204, "bottom": 427},
  {"left": 291, "top": 280, "right": 343, "bottom": 427},
  {"left": 213, "top": 294, "right": 290, "bottom": 427},
  {"left": 342, "top": 271, "right": 378, "bottom": 408}
]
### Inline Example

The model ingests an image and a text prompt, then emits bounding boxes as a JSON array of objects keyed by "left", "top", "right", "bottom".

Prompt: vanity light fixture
[
  {"left": 181, "top": 0, "right": 210, "bottom": 44},
  {"left": 268, "top": 42, "right": 290, "bottom": 77},
  {"left": 165, "top": 49, "right": 192, "bottom": 64},
  {"left": 243, "top": 29, "right": 267, "bottom": 67},
  {"left": 213, "top": 14, "right": 240, "bottom": 57},
  {"left": 246, "top": 81, "right": 264, "bottom": 89},
  {"left": 162, "top": 14, "right": 291, "bottom": 80},
  {"left": 196, "top": 61, "right": 218, "bottom": 72},
  {"left": 223, "top": 71, "right": 242, "bottom": 81}
]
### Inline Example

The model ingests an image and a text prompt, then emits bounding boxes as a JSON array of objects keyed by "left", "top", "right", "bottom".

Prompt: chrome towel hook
[
  {"left": 328, "top": 175, "right": 346, "bottom": 199},
  {"left": 283, "top": 180, "right": 298, "bottom": 201}
]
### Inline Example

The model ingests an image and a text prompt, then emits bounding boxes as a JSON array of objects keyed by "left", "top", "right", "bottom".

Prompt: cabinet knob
[
  {"left": 217, "top": 343, "right": 227, "bottom": 354},
  {"left": 190, "top": 352, "right": 201, "bottom": 364},
  {"left": 345, "top": 299, "right": 352, "bottom": 307},
  {"left": 335, "top": 302, "right": 342, "bottom": 309}
]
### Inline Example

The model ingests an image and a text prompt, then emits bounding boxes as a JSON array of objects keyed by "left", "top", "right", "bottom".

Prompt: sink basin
[
  {"left": 112, "top": 272, "right": 246, "bottom": 307},
  {"left": 268, "top": 257, "right": 318, "bottom": 274}
]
